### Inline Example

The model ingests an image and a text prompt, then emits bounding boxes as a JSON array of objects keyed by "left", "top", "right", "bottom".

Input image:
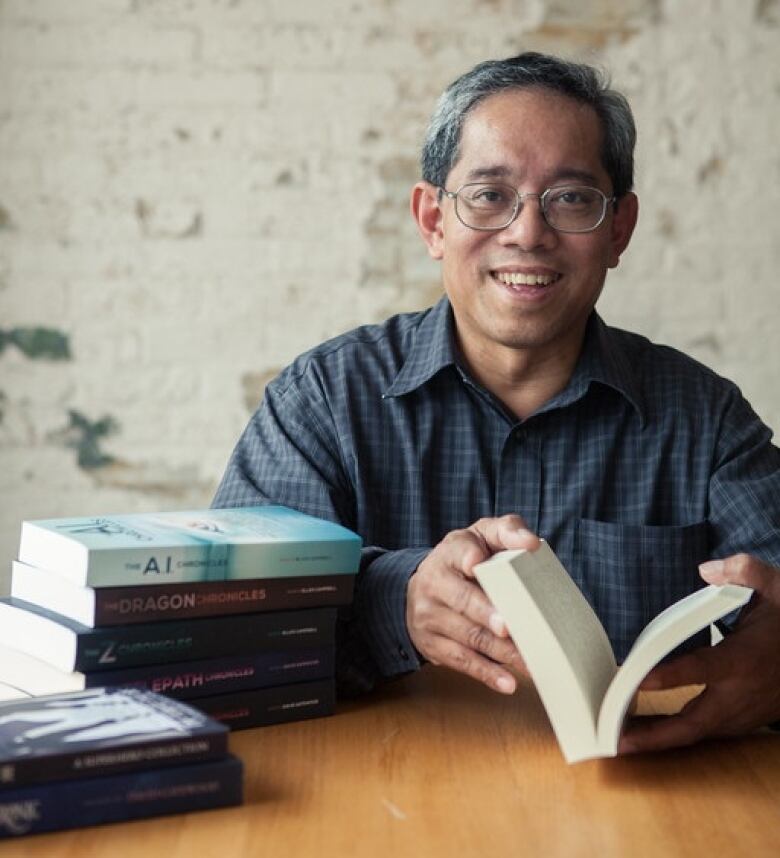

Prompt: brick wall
[{"left": 1, "top": 0, "right": 778, "bottom": 590}]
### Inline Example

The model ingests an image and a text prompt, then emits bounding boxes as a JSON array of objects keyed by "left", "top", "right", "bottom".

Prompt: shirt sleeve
[
  {"left": 212, "top": 368, "right": 427, "bottom": 698},
  {"left": 706, "top": 386, "right": 780, "bottom": 640},
  {"left": 708, "top": 385, "right": 780, "bottom": 566}
]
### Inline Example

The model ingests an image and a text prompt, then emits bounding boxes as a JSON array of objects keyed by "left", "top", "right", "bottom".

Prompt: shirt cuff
[{"left": 353, "top": 546, "right": 431, "bottom": 678}]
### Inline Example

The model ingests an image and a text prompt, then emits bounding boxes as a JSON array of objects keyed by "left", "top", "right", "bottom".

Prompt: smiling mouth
[{"left": 492, "top": 271, "right": 562, "bottom": 287}]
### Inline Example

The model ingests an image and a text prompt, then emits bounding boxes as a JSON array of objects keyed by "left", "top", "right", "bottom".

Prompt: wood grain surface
[{"left": 4, "top": 667, "right": 779, "bottom": 857}]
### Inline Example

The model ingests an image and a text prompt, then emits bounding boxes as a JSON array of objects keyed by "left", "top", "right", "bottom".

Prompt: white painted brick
[
  {"left": 268, "top": 69, "right": 397, "bottom": 114},
  {"left": 1, "top": 0, "right": 132, "bottom": 22},
  {"left": 131, "top": 0, "right": 273, "bottom": 25},
  {"left": 0, "top": 67, "right": 268, "bottom": 112},
  {"left": 0, "top": 20, "right": 197, "bottom": 67},
  {"left": 0, "top": 0, "right": 778, "bottom": 573}
]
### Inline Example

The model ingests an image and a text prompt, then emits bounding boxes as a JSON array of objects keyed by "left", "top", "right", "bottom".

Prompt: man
[{"left": 214, "top": 52, "right": 780, "bottom": 754}]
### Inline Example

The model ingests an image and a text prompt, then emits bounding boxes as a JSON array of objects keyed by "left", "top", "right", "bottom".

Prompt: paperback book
[
  {"left": 0, "top": 754, "right": 242, "bottom": 839},
  {"left": 193, "top": 678, "right": 337, "bottom": 731},
  {"left": 0, "top": 687, "right": 228, "bottom": 788},
  {"left": 0, "top": 645, "right": 335, "bottom": 700},
  {"left": 0, "top": 597, "right": 336, "bottom": 672},
  {"left": 11, "top": 559, "right": 355, "bottom": 627},
  {"left": 474, "top": 541, "right": 752, "bottom": 764},
  {"left": 18, "top": 505, "right": 361, "bottom": 587}
]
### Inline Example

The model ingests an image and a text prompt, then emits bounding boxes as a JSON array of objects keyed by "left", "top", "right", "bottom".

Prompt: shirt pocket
[{"left": 574, "top": 518, "right": 710, "bottom": 663}]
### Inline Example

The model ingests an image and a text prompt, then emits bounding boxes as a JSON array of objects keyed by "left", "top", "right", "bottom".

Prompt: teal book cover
[{"left": 18, "top": 506, "right": 362, "bottom": 587}]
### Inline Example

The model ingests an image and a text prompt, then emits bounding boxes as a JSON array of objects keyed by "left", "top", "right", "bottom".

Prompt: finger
[
  {"left": 413, "top": 562, "right": 500, "bottom": 630},
  {"left": 463, "top": 515, "right": 541, "bottom": 571},
  {"left": 488, "top": 611, "right": 511, "bottom": 638},
  {"left": 422, "top": 632, "right": 519, "bottom": 694},
  {"left": 700, "top": 554, "right": 777, "bottom": 596},
  {"left": 434, "top": 610, "right": 526, "bottom": 669},
  {"left": 639, "top": 648, "right": 712, "bottom": 691},
  {"left": 431, "top": 516, "right": 540, "bottom": 581},
  {"left": 619, "top": 690, "right": 714, "bottom": 754}
]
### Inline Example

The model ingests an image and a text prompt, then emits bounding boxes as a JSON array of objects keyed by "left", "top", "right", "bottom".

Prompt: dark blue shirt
[{"left": 213, "top": 298, "right": 780, "bottom": 696}]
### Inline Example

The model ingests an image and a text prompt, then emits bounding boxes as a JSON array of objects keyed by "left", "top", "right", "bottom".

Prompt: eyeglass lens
[{"left": 455, "top": 183, "right": 607, "bottom": 232}]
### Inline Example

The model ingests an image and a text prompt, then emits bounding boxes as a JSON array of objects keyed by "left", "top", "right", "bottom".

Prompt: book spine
[
  {"left": 6, "top": 731, "right": 229, "bottom": 790},
  {"left": 85, "top": 647, "right": 335, "bottom": 699},
  {"left": 0, "top": 755, "right": 243, "bottom": 839},
  {"left": 191, "top": 679, "right": 336, "bottom": 731},
  {"left": 92, "top": 574, "right": 354, "bottom": 626},
  {"left": 82, "top": 539, "right": 359, "bottom": 587},
  {"left": 73, "top": 606, "right": 337, "bottom": 672}
]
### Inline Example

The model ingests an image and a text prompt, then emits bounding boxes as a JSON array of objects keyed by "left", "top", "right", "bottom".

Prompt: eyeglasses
[{"left": 438, "top": 182, "right": 615, "bottom": 234}]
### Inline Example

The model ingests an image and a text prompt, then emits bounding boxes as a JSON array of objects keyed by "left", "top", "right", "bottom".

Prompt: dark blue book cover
[
  {"left": 0, "top": 754, "right": 243, "bottom": 838},
  {"left": 0, "top": 645, "right": 336, "bottom": 699},
  {"left": 0, "top": 597, "right": 336, "bottom": 672},
  {"left": 87, "top": 646, "right": 336, "bottom": 699},
  {"left": 193, "top": 678, "right": 336, "bottom": 731},
  {"left": 0, "top": 687, "right": 228, "bottom": 788}
]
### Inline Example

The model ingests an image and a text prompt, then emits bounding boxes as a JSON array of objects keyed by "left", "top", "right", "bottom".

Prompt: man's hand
[
  {"left": 619, "top": 553, "right": 780, "bottom": 754},
  {"left": 406, "top": 515, "right": 540, "bottom": 694}
]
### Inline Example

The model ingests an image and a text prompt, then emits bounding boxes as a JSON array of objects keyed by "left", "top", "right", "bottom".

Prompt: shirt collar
[
  {"left": 382, "top": 297, "right": 458, "bottom": 397},
  {"left": 383, "top": 298, "right": 646, "bottom": 425},
  {"left": 541, "top": 312, "right": 647, "bottom": 426}
]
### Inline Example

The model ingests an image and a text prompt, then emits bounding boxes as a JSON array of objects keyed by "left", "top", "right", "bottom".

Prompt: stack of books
[
  {"left": 0, "top": 506, "right": 361, "bottom": 730},
  {"left": 0, "top": 686, "right": 242, "bottom": 839}
]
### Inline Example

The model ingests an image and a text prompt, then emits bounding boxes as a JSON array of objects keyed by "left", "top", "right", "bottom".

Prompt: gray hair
[{"left": 421, "top": 52, "right": 636, "bottom": 198}]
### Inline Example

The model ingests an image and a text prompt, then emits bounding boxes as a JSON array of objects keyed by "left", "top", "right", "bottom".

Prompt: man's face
[{"left": 416, "top": 87, "right": 637, "bottom": 367}]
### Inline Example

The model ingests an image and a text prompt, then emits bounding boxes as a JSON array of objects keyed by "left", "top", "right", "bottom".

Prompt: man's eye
[
  {"left": 551, "top": 189, "right": 595, "bottom": 206},
  {"left": 471, "top": 188, "right": 508, "bottom": 205}
]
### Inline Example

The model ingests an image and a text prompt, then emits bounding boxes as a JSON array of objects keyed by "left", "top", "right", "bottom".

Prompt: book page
[
  {"left": 475, "top": 544, "right": 618, "bottom": 763},
  {"left": 596, "top": 583, "right": 752, "bottom": 757}
]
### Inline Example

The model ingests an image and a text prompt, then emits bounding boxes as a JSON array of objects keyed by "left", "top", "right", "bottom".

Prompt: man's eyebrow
[
  {"left": 548, "top": 168, "right": 601, "bottom": 186},
  {"left": 463, "top": 166, "right": 602, "bottom": 186},
  {"left": 464, "top": 166, "right": 512, "bottom": 181}
]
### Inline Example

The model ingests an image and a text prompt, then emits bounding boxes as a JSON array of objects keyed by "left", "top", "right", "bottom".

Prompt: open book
[{"left": 474, "top": 542, "right": 752, "bottom": 764}]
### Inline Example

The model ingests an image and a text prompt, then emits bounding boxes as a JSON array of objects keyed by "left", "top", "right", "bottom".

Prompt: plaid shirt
[{"left": 213, "top": 297, "right": 780, "bottom": 696}]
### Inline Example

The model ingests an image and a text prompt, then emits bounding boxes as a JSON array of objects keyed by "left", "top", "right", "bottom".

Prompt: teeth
[{"left": 496, "top": 272, "right": 559, "bottom": 286}]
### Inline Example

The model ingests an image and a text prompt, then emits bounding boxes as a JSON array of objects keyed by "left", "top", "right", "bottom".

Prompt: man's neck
[{"left": 455, "top": 327, "right": 587, "bottom": 421}]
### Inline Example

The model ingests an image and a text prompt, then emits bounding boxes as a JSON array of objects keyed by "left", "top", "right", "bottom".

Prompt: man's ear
[
  {"left": 410, "top": 182, "right": 445, "bottom": 260},
  {"left": 607, "top": 191, "right": 639, "bottom": 269}
]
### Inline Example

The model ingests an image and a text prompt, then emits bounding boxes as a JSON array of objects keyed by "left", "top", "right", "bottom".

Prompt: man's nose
[{"left": 496, "top": 196, "right": 557, "bottom": 250}]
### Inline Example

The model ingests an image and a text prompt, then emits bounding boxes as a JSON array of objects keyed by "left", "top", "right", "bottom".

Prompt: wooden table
[{"left": 4, "top": 666, "right": 780, "bottom": 857}]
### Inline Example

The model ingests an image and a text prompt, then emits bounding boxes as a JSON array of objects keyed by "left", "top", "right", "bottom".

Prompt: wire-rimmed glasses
[{"left": 439, "top": 182, "right": 615, "bottom": 233}]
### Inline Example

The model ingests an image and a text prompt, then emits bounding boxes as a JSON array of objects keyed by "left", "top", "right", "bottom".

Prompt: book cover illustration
[
  {"left": 0, "top": 687, "right": 227, "bottom": 788},
  {"left": 19, "top": 506, "right": 362, "bottom": 586}
]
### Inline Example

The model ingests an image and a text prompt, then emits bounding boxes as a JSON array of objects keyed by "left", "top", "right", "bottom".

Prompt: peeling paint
[
  {"left": 697, "top": 156, "right": 724, "bottom": 184},
  {"left": 90, "top": 460, "right": 213, "bottom": 499},
  {"left": 688, "top": 333, "right": 722, "bottom": 356},
  {"left": 657, "top": 209, "right": 677, "bottom": 239},
  {"left": 0, "top": 327, "right": 71, "bottom": 360},
  {"left": 54, "top": 410, "right": 120, "bottom": 470},
  {"left": 756, "top": 0, "right": 780, "bottom": 25},
  {"left": 0, "top": 204, "right": 13, "bottom": 231},
  {"left": 135, "top": 198, "right": 204, "bottom": 240},
  {"left": 242, "top": 369, "right": 281, "bottom": 413},
  {"left": 360, "top": 155, "right": 441, "bottom": 317}
]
